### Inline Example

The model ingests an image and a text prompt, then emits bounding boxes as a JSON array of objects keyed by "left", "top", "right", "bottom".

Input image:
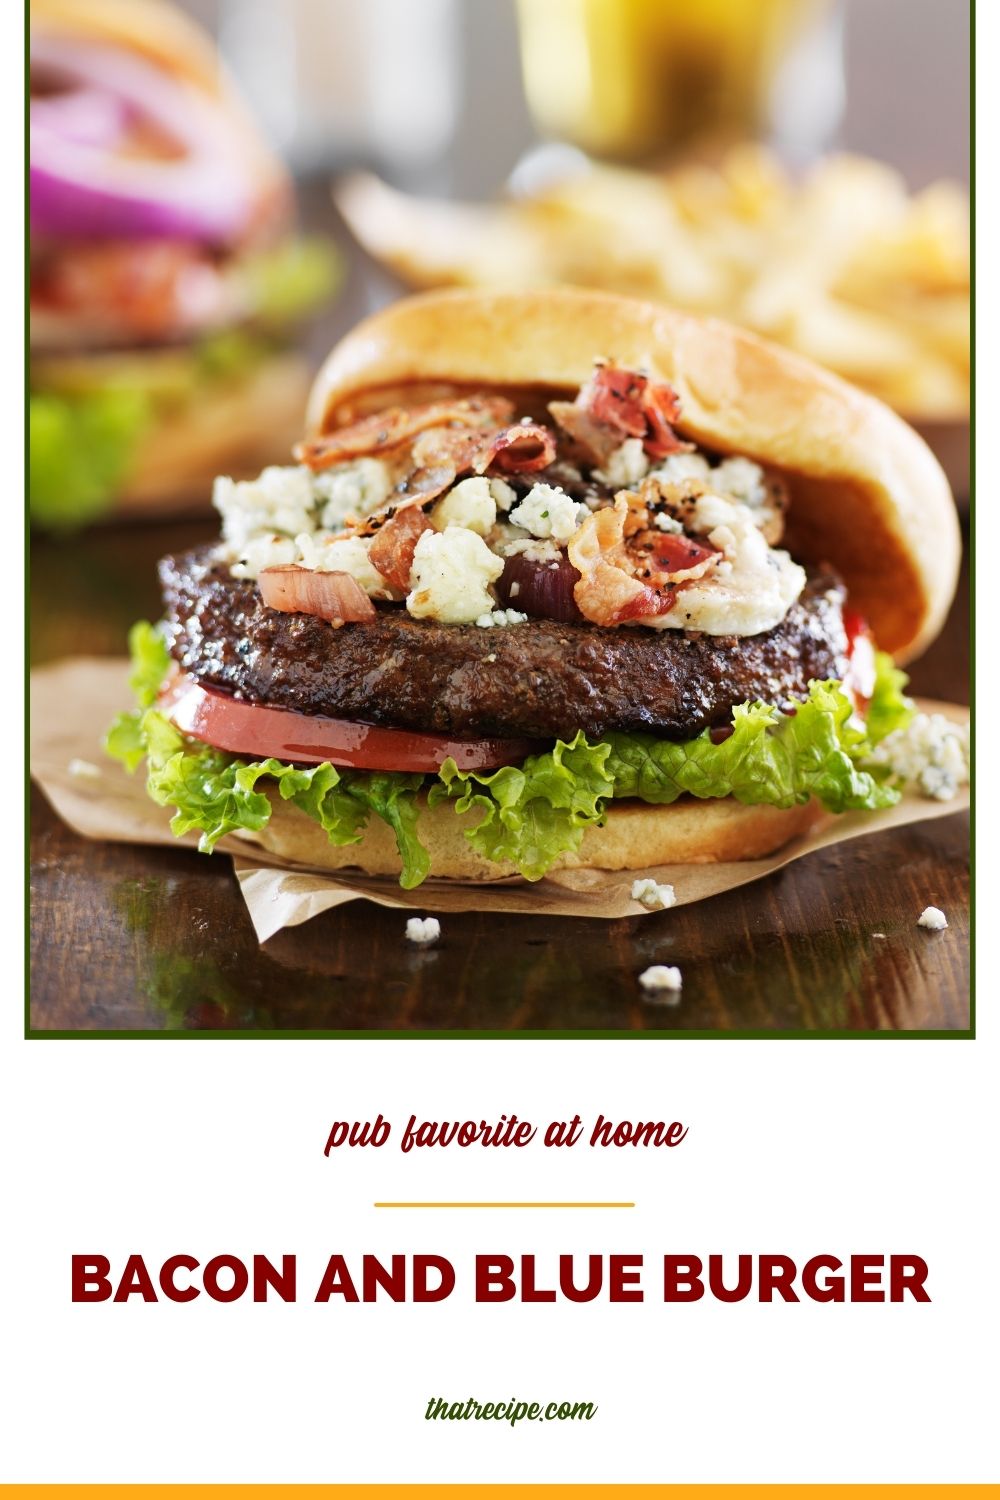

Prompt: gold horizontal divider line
[{"left": 373, "top": 1201, "right": 635, "bottom": 1209}]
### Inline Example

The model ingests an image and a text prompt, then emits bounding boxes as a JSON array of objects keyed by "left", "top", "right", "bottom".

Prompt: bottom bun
[
  {"left": 234, "top": 792, "right": 831, "bottom": 883},
  {"left": 118, "top": 353, "right": 311, "bottom": 516}
]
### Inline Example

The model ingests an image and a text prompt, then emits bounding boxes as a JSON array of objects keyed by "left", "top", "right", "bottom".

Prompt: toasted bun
[
  {"left": 307, "top": 288, "right": 959, "bottom": 661},
  {"left": 114, "top": 353, "right": 311, "bottom": 517},
  {"left": 31, "top": 0, "right": 289, "bottom": 214},
  {"left": 235, "top": 791, "right": 827, "bottom": 882}
]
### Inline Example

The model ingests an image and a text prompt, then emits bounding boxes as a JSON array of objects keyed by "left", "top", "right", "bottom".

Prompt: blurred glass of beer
[{"left": 516, "top": 0, "right": 838, "bottom": 159}]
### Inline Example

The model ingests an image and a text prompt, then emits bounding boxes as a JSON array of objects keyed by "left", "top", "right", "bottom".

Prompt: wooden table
[
  {"left": 29, "top": 185, "right": 970, "bottom": 1035},
  {"left": 29, "top": 510, "right": 969, "bottom": 1036}
]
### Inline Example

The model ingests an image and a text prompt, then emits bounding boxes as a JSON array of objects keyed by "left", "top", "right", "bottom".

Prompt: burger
[
  {"left": 29, "top": 0, "right": 337, "bottom": 527},
  {"left": 107, "top": 288, "right": 960, "bottom": 888}
]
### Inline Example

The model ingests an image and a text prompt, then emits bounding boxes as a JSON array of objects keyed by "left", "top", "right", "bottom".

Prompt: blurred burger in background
[{"left": 29, "top": 0, "right": 339, "bottom": 527}]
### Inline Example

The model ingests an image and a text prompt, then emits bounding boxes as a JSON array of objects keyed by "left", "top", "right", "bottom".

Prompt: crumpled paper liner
[{"left": 31, "top": 658, "right": 969, "bottom": 943}]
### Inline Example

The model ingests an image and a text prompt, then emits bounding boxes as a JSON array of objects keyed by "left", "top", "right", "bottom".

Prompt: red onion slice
[
  {"left": 30, "top": 85, "right": 128, "bottom": 147},
  {"left": 30, "top": 34, "right": 256, "bottom": 244},
  {"left": 498, "top": 552, "right": 583, "bottom": 622},
  {"left": 258, "top": 567, "right": 376, "bottom": 625}
]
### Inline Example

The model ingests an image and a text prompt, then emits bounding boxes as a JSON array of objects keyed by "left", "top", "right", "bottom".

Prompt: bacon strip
[
  {"left": 368, "top": 506, "right": 432, "bottom": 592},
  {"left": 546, "top": 400, "right": 621, "bottom": 466},
  {"left": 476, "top": 423, "right": 558, "bottom": 475},
  {"left": 296, "top": 395, "right": 514, "bottom": 471},
  {"left": 586, "top": 366, "right": 650, "bottom": 437},
  {"left": 642, "top": 381, "right": 690, "bottom": 458},
  {"left": 550, "top": 365, "right": 692, "bottom": 465},
  {"left": 412, "top": 425, "right": 492, "bottom": 474},
  {"left": 568, "top": 494, "right": 716, "bottom": 626}
]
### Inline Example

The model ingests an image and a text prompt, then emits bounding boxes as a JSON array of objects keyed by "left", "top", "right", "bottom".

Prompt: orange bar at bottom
[{"left": 1, "top": 1486, "right": 998, "bottom": 1497}]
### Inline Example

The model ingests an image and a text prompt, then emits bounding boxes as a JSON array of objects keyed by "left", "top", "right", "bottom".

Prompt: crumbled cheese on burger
[
  {"left": 312, "top": 458, "right": 391, "bottom": 531},
  {"left": 509, "top": 483, "right": 588, "bottom": 543},
  {"left": 489, "top": 477, "right": 518, "bottom": 513},
  {"left": 406, "top": 916, "right": 441, "bottom": 945},
  {"left": 230, "top": 533, "right": 299, "bottom": 580},
  {"left": 649, "top": 452, "right": 711, "bottom": 487},
  {"left": 295, "top": 532, "right": 389, "bottom": 595},
  {"left": 433, "top": 476, "right": 497, "bottom": 536},
  {"left": 500, "top": 535, "right": 563, "bottom": 564},
  {"left": 475, "top": 608, "right": 529, "bottom": 628},
  {"left": 649, "top": 453, "right": 775, "bottom": 529},
  {"left": 638, "top": 964, "right": 683, "bottom": 995},
  {"left": 650, "top": 490, "right": 805, "bottom": 636},
  {"left": 871, "top": 713, "right": 970, "bottom": 801},
  {"left": 594, "top": 437, "right": 650, "bottom": 489},
  {"left": 713, "top": 456, "right": 767, "bottom": 509},
  {"left": 631, "top": 879, "right": 677, "bottom": 911},
  {"left": 917, "top": 906, "right": 948, "bottom": 931},
  {"left": 214, "top": 465, "right": 315, "bottom": 551},
  {"left": 407, "top": 527, "right": 504, "bottom": 624}
]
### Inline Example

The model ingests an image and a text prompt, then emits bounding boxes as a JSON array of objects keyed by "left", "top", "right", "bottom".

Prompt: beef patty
[{"left": 159, "top": 547, "right": 849, "bottom": 742}]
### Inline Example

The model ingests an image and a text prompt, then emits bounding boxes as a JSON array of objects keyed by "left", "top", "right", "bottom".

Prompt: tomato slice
[
  {"left": 159, "top": 674, "right": 543, "bottom": 774},
  {"left": 843, "top": 607, "right": 877, "bottom": 712}
]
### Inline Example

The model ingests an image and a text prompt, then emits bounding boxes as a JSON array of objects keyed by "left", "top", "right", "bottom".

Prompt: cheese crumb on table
[
  {"left": 406, "top": 916, "right": 441, "bottom": 945},
  {"left": 638, "top": 964, "right": 682, "bottom": 994},
  {"left": 631, "top": 878, "right": 677, "bottom": 911},
  {"left": 917, "top": 906, "right": 948, "bottom": 931},
  {"left": 68, "top": 758, "right": 101, "bottom": 780}
]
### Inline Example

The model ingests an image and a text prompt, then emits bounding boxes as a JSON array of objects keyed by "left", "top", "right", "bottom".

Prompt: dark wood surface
[
  {"left": 28, "top": 183, "right": 970, "bottom": 1035},
  {"left": 29, "top": 515, "right": 970, "bottom": 1035}
]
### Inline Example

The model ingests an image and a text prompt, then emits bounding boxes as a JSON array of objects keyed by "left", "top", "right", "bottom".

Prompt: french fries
[{"left": 336, "top": 146, "right": 969, "bottom": 421}]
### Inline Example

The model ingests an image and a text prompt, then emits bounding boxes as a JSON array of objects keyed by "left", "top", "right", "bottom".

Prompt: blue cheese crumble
[
  {"left": 917, "top": 906, "right": 948, "bottom": 931},
  {"left": 406, "top": 916, "right": 441, "bottom": 945},
  {"left": 509, "top": 483, "right": 589, "bottom": 543},
  {"left": 638, "top": 964, "right": 683, "bottom": 995},
  {"left": 631, "top": 879, "right": 677, "bottom": 911},
  {"left": 871, "top": 713, "right": 970, "bottom": 801},
  {"left": 475, "top": 608, "right": 529, "bottom": 627}
]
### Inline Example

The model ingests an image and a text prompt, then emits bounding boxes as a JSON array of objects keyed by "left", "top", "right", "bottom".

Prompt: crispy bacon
[
  {"left": 394, "top": 464, "right": 457, "bottom": 504},
  {"left": 567, "top": 494, "right": 717, "bottom": 626},
  {"left": 546, "top": 400, "right": 622, "bottom": 466},
  {"left": 476, "top": 422, "right": 558, "bottom": 475},
  {"left": 550, "top": 364, "right": 692, "bottom": 465},
  {"left": 412, "top": 425, "right": 493, "bottom": 474},
  {"left": 612, "top": 583, "right": 678, "bottom": 624},
  {"left": 586, "top": 366, "right": 650, "bottom": 437},
  {"left": 632, "top": 530, "right": 719, "bottom": 581},
  {"left": 368, "top": 505, "right": 432, "bottom": 592},
  {"left": 568, "top": 499, "right": 675, "bottom": 626},
  {"left": 642, "top": 381, "right": 690, "bottom": 458},
  {"left": 296, "top": 395, "right": 514, "bottom": 471}
]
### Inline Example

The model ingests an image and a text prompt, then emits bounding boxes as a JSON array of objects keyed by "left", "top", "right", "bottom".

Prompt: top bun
[
  {"left": 307, "top": 288, "right": 960, "bottom": 660},
  {"left": 31, "top": 0, "right": 289, "bottom": 216}
]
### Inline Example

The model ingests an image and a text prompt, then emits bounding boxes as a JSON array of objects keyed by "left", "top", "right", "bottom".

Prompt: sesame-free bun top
[
  {"left": 307, "top": 288, "right": 960, "bottom": 660},
  {"left": 31, "top": 0, "right": 289, "bottom": 216}
]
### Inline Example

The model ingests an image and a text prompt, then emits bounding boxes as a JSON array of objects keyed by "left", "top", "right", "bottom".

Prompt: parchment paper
[{"left": 30, "top": 658, "right": 970, "bottom": 943}]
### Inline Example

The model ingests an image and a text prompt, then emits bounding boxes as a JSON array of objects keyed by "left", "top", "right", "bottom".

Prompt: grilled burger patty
[{"left": 160, "top": 547, "right": 849, "bottom": 742}]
